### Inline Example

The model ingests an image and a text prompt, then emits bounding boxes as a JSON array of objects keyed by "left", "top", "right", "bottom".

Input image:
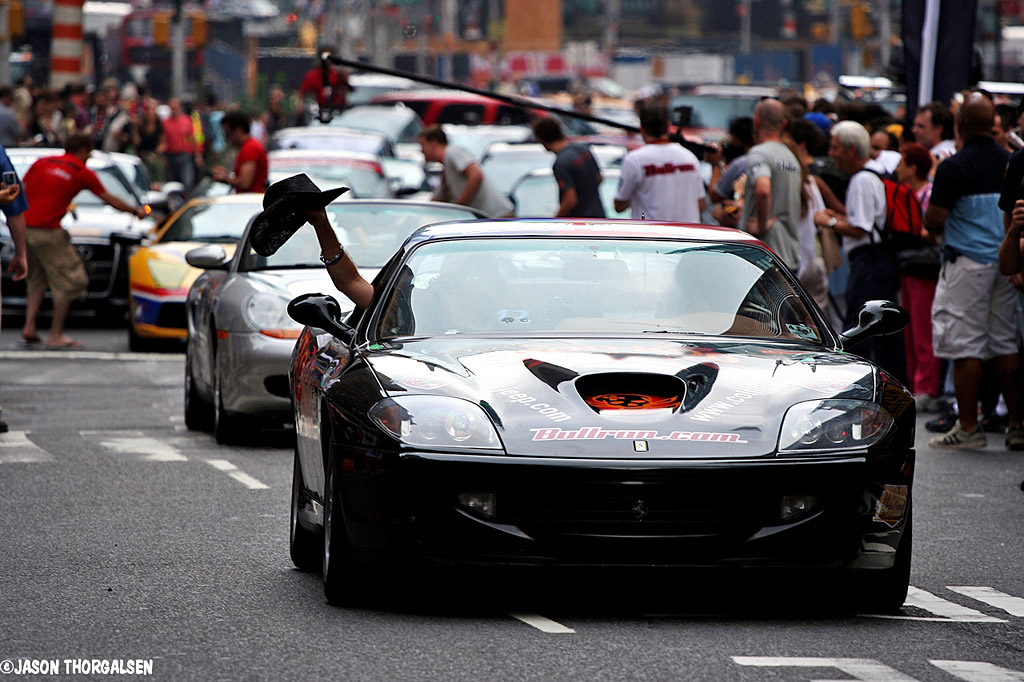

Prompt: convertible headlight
[
  {"left": 778, "top": 399, "right": 894, "bottom": 453},
  {"left": 245, "top": 292, "right": 301, "bottom": 339},
  {"left": 147, "top": 258, "right": 191, "bottom": 289},
  {"left": 369, "top": 396, "right": 503, "bottom": 450}
]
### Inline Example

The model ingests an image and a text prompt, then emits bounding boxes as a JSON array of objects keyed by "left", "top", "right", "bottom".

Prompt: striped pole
[{"left": 50, "top": 0, "right": 84, "bottom": 90}]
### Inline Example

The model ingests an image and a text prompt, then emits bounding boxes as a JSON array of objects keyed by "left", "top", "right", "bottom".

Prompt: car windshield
[
  {"left": 376, "top": 239, "right": 823, "bottom": 341},
  {"left": 239, "top": 203, "right": 480, "bottom": 271},
  {"left": 272, "top": 130, "right": 386, "bottom": 155},
  {"left": 511, "top": 173, "right": 628, "bottom": 219},
  {"left": 480, "top": 149, "right": 555, "bottom": 194},
  {"left": 443, "top": 125, "right": 532, "bottom": 160},
  {"left": 327, "top": 109, "right": 422, "bottom": 144},
  {"left": 669, "top": 95, "right": 761, "bottom": 130},
  {"left": 269, "top": 160, "right": 391, "bottom": 198},
  {"left": 73, "top": 167, "right": 137, "bottom": 207},
  {"left": 160, "top": 200, "right": 262, "bottom": 243}
]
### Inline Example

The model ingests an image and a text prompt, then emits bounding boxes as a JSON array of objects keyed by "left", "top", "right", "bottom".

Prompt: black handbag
[{"left": 895, "top": 244, "right": 942, "bottom": 279}]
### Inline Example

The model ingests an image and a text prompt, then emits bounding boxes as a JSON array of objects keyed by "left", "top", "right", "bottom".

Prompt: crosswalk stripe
[
  {"left": 869, "top": 587, "right": 1008, "bottom": 622},
  {"left": 509, "top": 613, "right": 575, "bottom": 634},
  {"left": 92, "top": 433, "right": 189, "bottom": 462},
  {"left": 947, "top": 586, "right": 1024, "bottom": 618},
  {"left": 0, "top": 431, "right": 55, "bottom": 463},
  {"left": 930, "top": 660, "right": 1024, "bottom": 681}
]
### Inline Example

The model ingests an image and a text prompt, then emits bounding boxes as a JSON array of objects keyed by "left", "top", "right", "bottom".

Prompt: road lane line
[
  {"left": 204, "top": 459, "right": 269, "bottom": 490},
  {"left": 867, "top": 587, "right": 1007, "bottom": 622},
  {"left": 509, "top": 613, "right": 575, "bottom": 634},
  {"left": 0, "top": 350, "right": 182, "bottom": 361},
  {"left": 92, "top": 433, "right": 189, "bottom": 462},
  {"left": 947, "top": 586, "right": 1024, "bottom": 618},
  {"left": 0, "top": 431, "right": 55, "bottom": 463},
  {"left": 733, "top": 657, "right": 919, "bottom": 681},
  {"left": 930, "top": 660, "right": 1024, "bottom": 681}
]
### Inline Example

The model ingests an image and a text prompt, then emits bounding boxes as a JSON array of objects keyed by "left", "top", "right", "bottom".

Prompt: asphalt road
[{"left": 1, "top": 323, "right": 1023, "bottom": 682}]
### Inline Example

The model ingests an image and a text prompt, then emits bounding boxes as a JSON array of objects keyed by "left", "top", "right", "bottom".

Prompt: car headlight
[
  {"left": 146, "top": 258, "right": 191, "bottom": 289},
  {"left": 245, "top": 292, "right": 301, "bottom": 339},
  {"left": 369, "top": 396, "right": 503, "bottom": 450},
  {"left": 778, "top": 399, "right": 894, "bottom": 453}
]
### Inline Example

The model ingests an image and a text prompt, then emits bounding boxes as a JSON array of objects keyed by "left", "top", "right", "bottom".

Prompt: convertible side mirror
[
  {"left": 287, "top": 293, "right": 355, "bottom": 343},
  {"left": 839, "top": 300, "right": 909, "bottom": 348},
  {"left": 185, "top": 245, "right": 231, "bottom": 271}
]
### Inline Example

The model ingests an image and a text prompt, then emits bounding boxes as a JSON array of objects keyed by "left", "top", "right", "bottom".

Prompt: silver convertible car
[{"left": 183, "top": 199, "right": 484, "bottom": 444}]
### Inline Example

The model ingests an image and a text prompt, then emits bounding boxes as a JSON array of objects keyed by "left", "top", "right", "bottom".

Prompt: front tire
[
  {"left": 290, "top": 448, "right": 321, "bottom": 571},
  {"left": 184, "top": 350, "right": 213, "bottom": 432},
  {"left": 322, "top": 443, "right": 355, "bottom": 605},
  {"left": 848, "top": 503, "right": 913, "bottom": 614}
]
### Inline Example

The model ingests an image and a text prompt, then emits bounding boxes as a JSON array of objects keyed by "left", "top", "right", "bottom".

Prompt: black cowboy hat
[{"left": 249, "top": 174, "right": 349, "bottom": 257}]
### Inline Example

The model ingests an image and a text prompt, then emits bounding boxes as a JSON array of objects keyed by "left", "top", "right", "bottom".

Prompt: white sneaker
[{"left": 930, "top": 421, "right": 986, "bottom": 450}]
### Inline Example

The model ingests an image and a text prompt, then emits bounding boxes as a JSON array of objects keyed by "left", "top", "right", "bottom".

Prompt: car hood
[
  {"left": 246, "top": 267, "right": 382, "bottom": 310},
  {"left": 365, "top": 337, "right": 878, "bottom": 459},
  {"left": 64, "top": 208, "right": 146, "bottom": 237}
]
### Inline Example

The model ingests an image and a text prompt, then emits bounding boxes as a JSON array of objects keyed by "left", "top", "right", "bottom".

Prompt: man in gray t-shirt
[
  {"left": 739, "top": 99, "right": 803, "bottom": 272},
  {"left": 419, "top": 124, "right": 514, "bottom": 218}
]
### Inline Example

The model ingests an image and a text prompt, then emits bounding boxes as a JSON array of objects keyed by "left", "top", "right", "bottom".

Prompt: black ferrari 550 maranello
[{"left": 287, "top": 219, "right": 915, "bottom": 612}]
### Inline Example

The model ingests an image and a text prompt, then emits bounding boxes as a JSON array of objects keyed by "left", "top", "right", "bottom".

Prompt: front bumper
[
  {"left": 219, "top": 330, "right": 296, "bottom": 420},
  {"left": 332, "top": 448, "right": 914, "bottom": 570}
]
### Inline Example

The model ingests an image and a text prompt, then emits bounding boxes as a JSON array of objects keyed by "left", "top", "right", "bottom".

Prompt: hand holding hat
[{"left": 250, "top": 174, "right": 349, "bottom": 257}]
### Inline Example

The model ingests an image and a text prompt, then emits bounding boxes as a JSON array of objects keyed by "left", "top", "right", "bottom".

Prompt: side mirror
[
  {"left": 287, "top": 293, "right": 355, "bottom": 343},
  {"left": 839, "top": 300, "right": 909, "bottom": 348},
  {"left": 185, "top": 244, "right": 231, "bottom": 270}
]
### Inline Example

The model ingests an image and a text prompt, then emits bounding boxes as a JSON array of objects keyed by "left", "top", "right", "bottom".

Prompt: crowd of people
[{"left": 1, "top": 67, "right": 1022, "bottom": 453}]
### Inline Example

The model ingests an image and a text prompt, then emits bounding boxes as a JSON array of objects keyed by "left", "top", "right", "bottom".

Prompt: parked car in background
[
  {"left": 269, "top": 126, "right": 395, "bottom": 158},
  {"left": 268, "top": 150, "right": 395, "bottom": 199},
  {"left": 348, "top": 72, "right": 417, "bottom": 107},
  {"left": 509, "top": 167, "right": 628, "bottom": 219},
  {"left": 183, "top": 199, "right": 484, "bottom": 444},
  {"left": 0, "top": 148, "right": 155, "bottom": 318},
  {"left": 479, "top": 142, "right": 555, "bottom": 195},
  {"left": 313, "top": 104, "right": 424, "bottom": 160},
  {"left": 126, "top": 194, "right": 263, "bottom": 350},
  {"left": 441, "top": 124, "right": 533, "bottom": 160},
  {"left": 370, "top": 89, "right": 536, "bottom": 126}
]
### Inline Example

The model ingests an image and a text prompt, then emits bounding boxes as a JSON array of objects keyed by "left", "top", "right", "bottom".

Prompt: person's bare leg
[
  {"left": 953, "top": 357, "right": 983, "bottom": 432},
  {"left": 21, "top": 290, "right": 44, "bottom": 340},
  {"left": 46, "top": 297, "right": 76, "bottom": 346}
]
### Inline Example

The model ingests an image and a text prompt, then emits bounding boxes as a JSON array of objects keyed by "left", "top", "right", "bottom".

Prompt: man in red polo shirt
[
  {"left": 211, "top": 111, "right": 268, "bottom": 193},
  {"left": 20, "top": 134, "right": 147, "bottom": 348}
]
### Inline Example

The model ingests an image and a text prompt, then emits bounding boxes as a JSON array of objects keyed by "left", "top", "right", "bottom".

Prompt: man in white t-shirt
[
  {"left": 614, "top": 101, "right": 705, "bottom": 222},
  {"left": 813, "top": 120, "right": 907, "bottom": 384}
]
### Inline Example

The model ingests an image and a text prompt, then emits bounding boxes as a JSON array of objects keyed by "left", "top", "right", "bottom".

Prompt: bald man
[
  {"left": 925, "top": 93, "right": 1022, "bottom": 450},
  {"left": 738, "top": 98, "right": 803, "bottom": 273}
]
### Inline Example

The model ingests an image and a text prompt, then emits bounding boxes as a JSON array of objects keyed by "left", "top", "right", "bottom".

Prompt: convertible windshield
[
  {"left": 376, "top": 238, "right": 824, "bottom": 342},
  {"left": 160, "top": 200, "right": 262, "bottom": 243},
  {"left": 239, "top": 203, "right": 480, "bottom": 271}
]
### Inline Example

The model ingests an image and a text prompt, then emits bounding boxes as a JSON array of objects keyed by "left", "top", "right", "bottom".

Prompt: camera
[{"left": 2, "top": 171, "right": 16, "bottom": 187}]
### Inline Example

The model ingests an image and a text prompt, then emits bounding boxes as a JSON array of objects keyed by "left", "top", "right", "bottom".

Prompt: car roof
[
  {"left": 273, "top": 126, "right": 388, "bottom": 141},
  {"left": 268, "top": 149, "right": 383, "bottom": 164},
  {"left": 370, "top": 89, "right": 504, "bottom": 104},
  {"left": 8, "top": 147, "right": 117, "bottom": 169},
  {"left": 341, "top": 105, "right": 418, "bottom": 119},
  {"left": 409, "top": 219, "right": 766, "bottom": 246}
]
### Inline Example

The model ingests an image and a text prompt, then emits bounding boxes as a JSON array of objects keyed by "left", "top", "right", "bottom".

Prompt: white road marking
[
  {"left": 867, "top": 587, "right": 1007, "bottom": 622},
  {"left": 733, "top": 657, "right": 919, "bottom": 681},
  {"left": 204, "top": 459, "right": 269, "bottom": 490},
  {"left": 0, "top": 431, "right": 54, "bottom": 463},
  {"left": 947, "top": 586, "right": 1024, "bottom": 618},
  {"left": 91, "top": 433, "right": 189, "bottom": 462},
  {"left": 929, "top": 661, "right": 1024, "bottom": 681},
  {"left": 509, "top": 613, "right": 575, "bottom": 634},
  {"left": 0, "top": 350, "right": 182, "bottom": 361}
]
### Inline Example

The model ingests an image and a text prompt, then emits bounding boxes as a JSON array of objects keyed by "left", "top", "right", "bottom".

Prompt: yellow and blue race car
[{"left": 127, "top": 194, "right": 264, "bottom": 350}]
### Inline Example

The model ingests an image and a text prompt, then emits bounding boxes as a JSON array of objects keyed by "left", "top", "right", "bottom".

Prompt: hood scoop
[{"left": 576, "top": 373, "right": 685, "bottom": 415}]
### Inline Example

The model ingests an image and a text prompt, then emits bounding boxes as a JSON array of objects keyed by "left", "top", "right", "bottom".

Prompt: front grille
[{"left": 80, "top": 241, "right": 117, "bottom": 297}]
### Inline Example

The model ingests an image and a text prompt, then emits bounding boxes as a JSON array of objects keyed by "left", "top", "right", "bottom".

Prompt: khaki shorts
[
  {"left": 25, "top": 227, "right": 89, "bottom": 301},
  {"left": 932, "top": 256, "right": 1020, "bottom": 360}
]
